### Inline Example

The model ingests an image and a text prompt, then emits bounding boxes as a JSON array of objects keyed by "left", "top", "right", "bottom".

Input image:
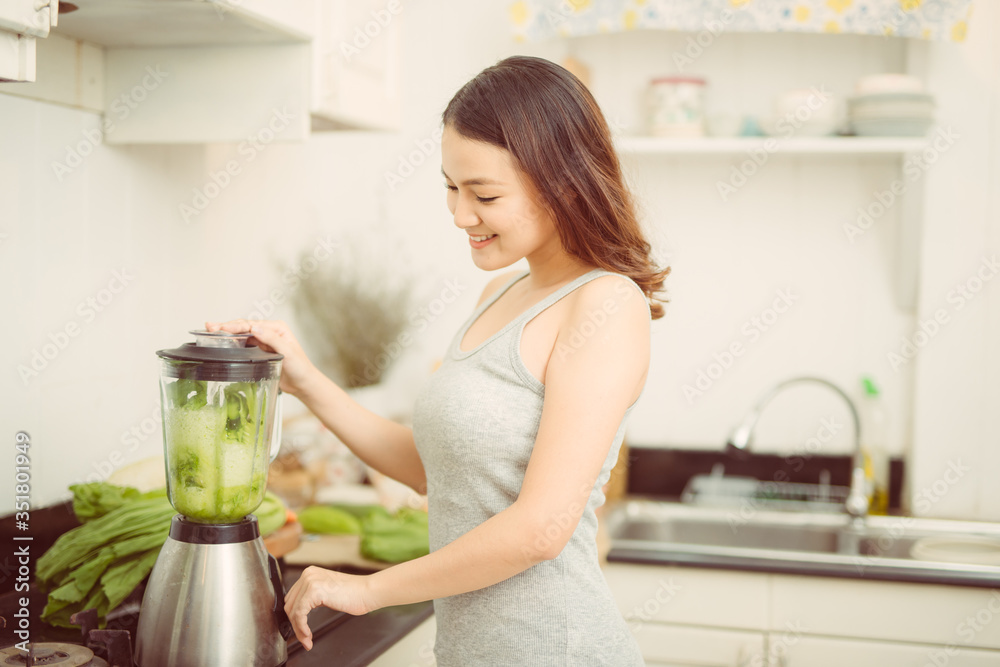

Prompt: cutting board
[
  {"left": 283, "top": 534, "right": 394, "bottom": 571},
  {"left": 264, "top": 520, "right": 303, "bottom": 558}
]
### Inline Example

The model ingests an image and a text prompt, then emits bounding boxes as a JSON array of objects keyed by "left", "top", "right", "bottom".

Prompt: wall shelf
[{"left": 615, "top": 136, "right": 929, "bottom": 157}]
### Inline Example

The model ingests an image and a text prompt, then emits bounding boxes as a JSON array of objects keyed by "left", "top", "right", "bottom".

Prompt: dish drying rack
[{"left": 681, "top": 464, "right": 850, "bottom": 513}]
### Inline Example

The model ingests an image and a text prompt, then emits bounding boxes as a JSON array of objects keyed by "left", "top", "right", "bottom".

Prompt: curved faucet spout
[{"left": 725, "top": 376, "right": 868, "bottom": 521}]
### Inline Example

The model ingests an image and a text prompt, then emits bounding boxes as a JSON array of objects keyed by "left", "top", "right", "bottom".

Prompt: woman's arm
[
  {"left": 283, "top": 275, "right": 650, "bottom": 650},
  {"left": 206, "top": 319, "right": 426, "bottom": 492}
]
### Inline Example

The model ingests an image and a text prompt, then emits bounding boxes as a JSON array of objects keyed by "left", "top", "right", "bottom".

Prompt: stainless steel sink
[
  {"left": 605, "top": 500, "right": 1000, "bottom": 586},
  {"left": 614, "top": 512, "right": 842, "bottom": 554}
]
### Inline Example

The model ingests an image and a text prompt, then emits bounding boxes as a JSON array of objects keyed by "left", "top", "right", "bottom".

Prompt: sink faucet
[{"left": 725, "top": 376, "right": 869, "bottom": 523}]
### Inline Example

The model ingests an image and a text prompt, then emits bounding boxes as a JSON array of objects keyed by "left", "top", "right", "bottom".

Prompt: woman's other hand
[
  {"left": 283, "top": 566, "right": 378, "bottom": 650},
  {"left": 204, "top": 319, "right": 320, "bottom": 398}
]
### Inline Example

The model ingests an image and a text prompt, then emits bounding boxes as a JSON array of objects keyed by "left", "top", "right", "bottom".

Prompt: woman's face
[{"left": 441, "top": 125, "right": 561, "bottom": 271}]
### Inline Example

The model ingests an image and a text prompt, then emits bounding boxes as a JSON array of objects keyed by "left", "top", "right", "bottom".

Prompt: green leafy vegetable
[
  {"left": 70, "top": 482, "right": 142, "bottom": 522},
  {"left": 37, "top": 482, "right": 287, "bottom": 628},
  {"left": 298, "top": 506, "right": 363, "bottom": 535},
  {"left": 37, "top": 489, "right": 175, "bottom": 628},
  {"left": 360, "top": 507, "right": 429, "bottom": 563},
  {"left": 255, "top": 492, "right": 287, "bottom": 537}
]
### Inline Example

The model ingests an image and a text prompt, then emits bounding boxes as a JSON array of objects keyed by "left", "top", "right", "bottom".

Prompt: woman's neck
[{"left": 522, "top": 241, "right": 594, "bottom": 292}]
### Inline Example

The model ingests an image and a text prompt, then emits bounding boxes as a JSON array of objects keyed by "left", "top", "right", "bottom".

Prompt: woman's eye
[
  {"left": 476, "top": 196, "right": 498, "bottom": 204},
  {"left": 444, "top": 183, "right": 457, "bottom": 191}
]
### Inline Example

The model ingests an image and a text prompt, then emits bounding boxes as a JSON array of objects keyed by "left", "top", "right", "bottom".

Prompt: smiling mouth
[{"left": 469, "top": 234, "right": 497, "bottom": 242}]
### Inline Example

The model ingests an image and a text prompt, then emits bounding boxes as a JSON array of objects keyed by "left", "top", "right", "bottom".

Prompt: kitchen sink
[
  {"left": 605, "top": 500, "right": 1000, "bottom": 587},
  {"left": 613, "top": 512, "right": 842, "bottom": 554}
]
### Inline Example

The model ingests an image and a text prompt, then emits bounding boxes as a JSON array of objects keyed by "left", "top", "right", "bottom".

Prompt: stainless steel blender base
[{"left": 135, "top": 516, "right": 289, "bottom": 667}]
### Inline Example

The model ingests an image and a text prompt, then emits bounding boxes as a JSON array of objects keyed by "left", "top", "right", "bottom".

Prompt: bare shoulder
[
  {"left": 475, "top": 270, "right": 525, "bottom": 307},
  {"left": 568, "top": 274, "right": 650, "bottom": 330}
]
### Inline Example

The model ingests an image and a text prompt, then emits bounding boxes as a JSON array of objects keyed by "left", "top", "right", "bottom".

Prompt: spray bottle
[{"left": 859, "top": 375, "right": 890, "bottom": 514}]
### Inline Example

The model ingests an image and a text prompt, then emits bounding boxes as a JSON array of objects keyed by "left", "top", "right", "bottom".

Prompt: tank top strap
[
  {"left": 516, "top": 268, "right": 621, "bottom": 325},
  {"left": 473, "top": 269, "right": 531, "bottom": 320}
]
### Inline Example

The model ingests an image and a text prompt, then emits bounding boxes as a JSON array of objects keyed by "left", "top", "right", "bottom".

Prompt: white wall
[
  {"left": 1, "top": 1, "right": 996, "bottom": 519},
  {"left": 908, "top": 0, "right": 1000, "bottom": 520}
]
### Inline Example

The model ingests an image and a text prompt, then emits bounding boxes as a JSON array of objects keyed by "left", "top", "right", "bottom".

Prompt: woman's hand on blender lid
[{"left": 205, "top": 319, "right": 320, "bottom": 397}]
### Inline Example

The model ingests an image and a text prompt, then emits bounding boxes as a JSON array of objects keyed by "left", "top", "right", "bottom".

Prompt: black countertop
[
  {"left": 0, "top": 503, "right": 432, "bottom": 664},
  {"left": 282, "top": 565, "right": 433, "bottom": 666}
]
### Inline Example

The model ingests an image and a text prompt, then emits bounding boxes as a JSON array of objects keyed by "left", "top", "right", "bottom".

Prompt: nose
[{"left": 451, "top": 194, "right": 480, "bottom": 230}]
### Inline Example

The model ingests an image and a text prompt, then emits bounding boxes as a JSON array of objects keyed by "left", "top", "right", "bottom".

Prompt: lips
[{"left": 468, "top": 233, "right": 497, "bottom": 249}]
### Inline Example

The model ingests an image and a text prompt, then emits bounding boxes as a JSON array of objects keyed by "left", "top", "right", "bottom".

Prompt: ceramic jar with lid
[{"left": 647, "top": 76, "right": 707, "bottom": 137}]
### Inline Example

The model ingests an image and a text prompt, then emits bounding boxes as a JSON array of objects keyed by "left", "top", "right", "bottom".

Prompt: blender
[{"left": 135, "top": 330, "right": 293, "bottom": 666}]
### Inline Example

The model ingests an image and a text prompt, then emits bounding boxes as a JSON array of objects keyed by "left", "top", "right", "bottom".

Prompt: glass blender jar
[
  {"left": 159, "top": 330, "right": 282, "bottom": 523},
  {"left": 136, "top": 330, "right": 292, "bottom": 667}
]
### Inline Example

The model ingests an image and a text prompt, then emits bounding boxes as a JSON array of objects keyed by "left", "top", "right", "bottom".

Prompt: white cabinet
[
  {"left": 780, "top": 635, "right": 1000, "bottom": 667},
  {"left": 310, "top": 0, "right": 401, "bottom": 131},
  {"left": 769, "top": 574, "right": 1000, "bottom": 651},
  {"left": 0, "top": 0, "right": 57, "bottom": 82},
  {"left": 635, "top": 624, "right": 766, "bottom": 667},
  {"left": 369, "top": 615, "right": 436, "bottom": 667},
  {"left": 605, "top": 564, "right": 767, "bottom": 666},
  {"left": 604, "top": 562, "right": 1000, "bottom": 667},
  {"left": 5, "top": 0, "right": 403, "bottom": 140}
]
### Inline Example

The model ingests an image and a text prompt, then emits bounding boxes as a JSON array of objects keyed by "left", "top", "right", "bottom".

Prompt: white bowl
[
  {"left": 910, "top": 536, "right": 1000, "bottom": 566},
  {"left": 855, "top": 73, "right": 925, "bottom": 95},
  {"left": 850, "top": 118, "right": 934, "bottom": 137}
]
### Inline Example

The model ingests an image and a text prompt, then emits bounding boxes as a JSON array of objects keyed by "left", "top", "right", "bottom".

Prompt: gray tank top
[{"left": 412, "top": 268, "right": 647, "bottom": 666}]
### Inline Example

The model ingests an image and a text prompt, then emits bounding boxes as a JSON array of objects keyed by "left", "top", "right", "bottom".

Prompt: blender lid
[{"left": 157, "top": 330, "right": 283, "bottom": 364}]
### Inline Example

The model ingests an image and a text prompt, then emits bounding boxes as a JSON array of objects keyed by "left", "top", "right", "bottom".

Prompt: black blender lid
[{"left": 157, "top": 330, "right": 283, "bottom": 363}]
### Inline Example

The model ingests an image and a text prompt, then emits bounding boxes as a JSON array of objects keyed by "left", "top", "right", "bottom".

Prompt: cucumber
[{"left": 298, "top": 506, "right": 363, "bottom": 535}]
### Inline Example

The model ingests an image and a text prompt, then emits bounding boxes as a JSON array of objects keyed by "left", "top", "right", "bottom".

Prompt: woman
[{"left": 208, "top": 55, "right": 668, "bottom": 665}]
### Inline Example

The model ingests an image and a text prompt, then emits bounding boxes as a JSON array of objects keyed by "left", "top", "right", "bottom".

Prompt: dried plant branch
[{"left": 290, "top": 234, "right": 414, "bottom": 388}]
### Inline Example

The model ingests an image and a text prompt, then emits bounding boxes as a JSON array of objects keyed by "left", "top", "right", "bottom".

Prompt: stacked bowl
[{"left": 848, "top": 74, "right": 935, "bottom": 137}]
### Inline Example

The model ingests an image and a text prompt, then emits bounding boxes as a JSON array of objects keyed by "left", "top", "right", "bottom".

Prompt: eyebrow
[{"left": 441, "top": 168, "right": 504, "bottom": 187}]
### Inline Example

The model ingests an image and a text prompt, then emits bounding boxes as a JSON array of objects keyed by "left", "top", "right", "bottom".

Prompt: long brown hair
[{"left": 442, "top": 55, "right": 670, "bottom": 319}]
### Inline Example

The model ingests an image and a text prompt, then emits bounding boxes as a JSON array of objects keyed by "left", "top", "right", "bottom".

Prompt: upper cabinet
[
  {"left": 311, "top": 0, "right": 401, "bottom": 131},
  {"left": 0, "top": 0, "right": 401, "bottom": 141},
  {"left": 0, "top": 0, "right": 58, "bottom": 82},
  {"left": 53, "top": 0, "right": 315, "bottom": 47}
]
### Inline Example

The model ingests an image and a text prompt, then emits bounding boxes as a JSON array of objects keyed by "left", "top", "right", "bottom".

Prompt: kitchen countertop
[
  {"left": 0, "top": 566, "right": 431, "bottom": 665},
  {"left": 605, "top": 545, "right": 1000, "bottom": 588},
  {"left": 0, "top": 503, "right": 432, "bottom": 664},
  {"left": 281, "top": 564, "right": 433, "bottom": 666}
]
